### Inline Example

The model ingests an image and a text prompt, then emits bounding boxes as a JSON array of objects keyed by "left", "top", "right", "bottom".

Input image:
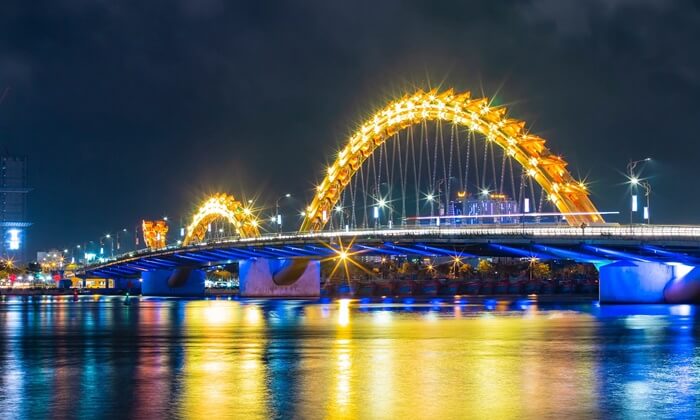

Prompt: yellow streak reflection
[
  {"left": 338, "top": 299, "right": 350, "bottom": 327},
  {"left": 180, "top": 301, "right": 268, "bottom": 419}
]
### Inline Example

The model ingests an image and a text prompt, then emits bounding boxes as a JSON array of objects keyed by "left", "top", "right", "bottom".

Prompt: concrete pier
[
  {"left": 599, "top": 261, "right": 700, "bottom": 303},
  {"left": 239, "top": 258, "right": 320, "bottom": 297},
  {"left": 141, "top": 268, "right": 206, "bottom": 297}
]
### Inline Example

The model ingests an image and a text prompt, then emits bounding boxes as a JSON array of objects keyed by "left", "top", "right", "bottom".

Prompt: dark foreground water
[{"left": 0, "top": 296, "right": 698, "bottom": 419}]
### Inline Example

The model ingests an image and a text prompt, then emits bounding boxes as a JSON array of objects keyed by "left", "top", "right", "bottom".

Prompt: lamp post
[
  {"left": 640, "top": 180, "right": 651, "bottom": 224},
  {"left": 425, "top": 193, "right": 435, "bottom": 226},
  {"left": 99, "top": 236, "right": 106, "bottom": 258},
  {"left": 626, "top": 158, "right": 651, "bottom": 225},
  {"left": 115, "top": 228, "right": 128, "bottom": 252},
  {"left": 333, "top": 205, "right": 345, "bottom": 231},
  {"left": 103, "top": 234, "right": 114, "bottom": 257},
  {"left": 275, "top": 193, "right": 292, "bottom": 233},
  {"left": 374, "top": 198, "right": 386, "bottom": 228}
]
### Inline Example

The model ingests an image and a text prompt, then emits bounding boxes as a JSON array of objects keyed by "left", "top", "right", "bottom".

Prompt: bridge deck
[{"left": 81, "top": 225, "right": 700, "bottom": 278}]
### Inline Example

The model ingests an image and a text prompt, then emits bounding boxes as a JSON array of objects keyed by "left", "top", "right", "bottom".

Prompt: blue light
[
  {"left": 403, "top": 298, "right": 415, "bottom": 305},
  {"left": 515, "top": 299, "right": 530, "bottom": 311},
  {"left": 7, "top": 229, "right": 21, "bottom": 250},
  {"left": 484, "top": 299, "right": 497, "bottom": 310},
  {"left": 582, "top": 245, "right": 654, "bottom": 262},
  {"left": 670, "top": 304, "right": 694, "bottom": 317}
]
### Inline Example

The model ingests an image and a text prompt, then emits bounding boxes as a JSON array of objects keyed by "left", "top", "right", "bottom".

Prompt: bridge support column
[
  {"left": 599, "top": 261, "right": 700, "bottom": 303},
  {"left": 239, "top": 258, "right": 320, "bottom": 298},
  {"left": 141, "top": 268, "right": 205, "bottom": 297}
]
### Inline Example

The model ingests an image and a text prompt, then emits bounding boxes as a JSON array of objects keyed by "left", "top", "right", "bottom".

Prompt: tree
[
  {"left": 211, "top": 270, "right": 233, "bottom": 281},
  {"left": 476, "top": 259, "right": 494, "bottom": 276},
  {"left": 531, "top": 262, "right": 551, "bottom": 279},
  {"left": 459, "top": 263, "right": 472, "bottom": 278}
]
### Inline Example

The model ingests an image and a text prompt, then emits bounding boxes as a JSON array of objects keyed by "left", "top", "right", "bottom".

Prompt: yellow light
[
  {"left": 182, "top": 193, "right": 260, "bottom": 246},
  {"left": 300, "top": 88, "right": 604, "bottom": 232},
  {"left": 338, "top": 251, "right": 348, "bottom": 260},
  {"left": 338, "top": 299, "right": 350, "bottom": 327}
]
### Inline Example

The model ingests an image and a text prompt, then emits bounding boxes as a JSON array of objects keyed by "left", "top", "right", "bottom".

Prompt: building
[
  {"left": 37, "top": 249, "right": 65, "bottom": 272},
  {"left": 0, "top": 154, "right": 31, "bottom": 261},
  {"left": 448, "top": 192, "right": 520, "bottom": 224}
]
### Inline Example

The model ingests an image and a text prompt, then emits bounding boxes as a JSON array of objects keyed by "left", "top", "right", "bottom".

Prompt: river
[{"left": 0, "top": 296, "right": 698, "bottom": 419}]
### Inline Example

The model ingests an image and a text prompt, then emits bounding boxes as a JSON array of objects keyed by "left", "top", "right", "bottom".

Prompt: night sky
[{"left": 2, "top": 0, "right": 700, "bottom": 256}]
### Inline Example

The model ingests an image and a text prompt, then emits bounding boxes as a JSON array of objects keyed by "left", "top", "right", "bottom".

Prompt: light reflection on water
[{"left": 0, "top": 296, "right": 698, "bottom": 419}]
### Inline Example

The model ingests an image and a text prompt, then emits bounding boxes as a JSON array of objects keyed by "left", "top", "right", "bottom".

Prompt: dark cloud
[
  {"left": 521, "top": 0, "right": 669, "bottom": 34},
  {"left": 1, "top": 0, "right": 699, "bottom": 255}
]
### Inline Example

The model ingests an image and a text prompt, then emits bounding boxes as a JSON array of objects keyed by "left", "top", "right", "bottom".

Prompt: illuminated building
[
  {"left": 0, "top": 154, "right": 31, "bottom": 261},
  {"left": 37, "top": 249, "right": 66, "bottom": 271},
  {"left": 460, "top": 192, "right": 519, "bottom": 224}
]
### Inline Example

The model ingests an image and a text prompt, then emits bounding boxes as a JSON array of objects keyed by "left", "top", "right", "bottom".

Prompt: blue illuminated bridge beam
[{"left": 79, "top": 225, "right": 700, "bottom": 278}]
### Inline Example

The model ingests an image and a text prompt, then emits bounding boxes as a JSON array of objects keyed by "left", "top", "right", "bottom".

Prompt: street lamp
[
  {"left": 102, "top": 234, "right": 114, "bottom": 257},
  {"left": 626, "top": 158, "right": 651, "bottom": 225},
  {"left": 640, "top": 180, "right": 651, "bottom": 224},
  {"left": 333, "top": 205, "right": 344, "bottom": 231},
  {"left": 425, "top": 193, "right": 435, "bottom": 226},
  {"left": 115, "top": 228, "right": 128, "bottom": 252},
  {"left": 275, "top": 193, "right": 292, "bottom": 233}
]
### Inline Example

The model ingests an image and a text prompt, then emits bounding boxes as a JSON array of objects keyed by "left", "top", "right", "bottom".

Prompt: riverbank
[{"left": 0, "top": 287, "right": 598, "bottom": 303}]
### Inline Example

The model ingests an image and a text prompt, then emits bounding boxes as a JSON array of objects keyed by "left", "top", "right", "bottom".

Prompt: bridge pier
[
  {"left": 239, "top": 258, "right": 320, "bottom": 298},
  {"left": 599, "top": 261, "right": 700, "bottom": 303},
  {"left": 141, "top": 268, "right": 206, "bottom": 297}
]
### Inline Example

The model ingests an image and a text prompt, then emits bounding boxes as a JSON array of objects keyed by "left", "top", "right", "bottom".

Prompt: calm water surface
[{"left": 0, "top": 295, "right": 698, "bottom": 419}]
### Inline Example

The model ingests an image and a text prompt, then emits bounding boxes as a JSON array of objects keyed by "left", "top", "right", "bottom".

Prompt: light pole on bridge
[
  {"left": 640, "top": 180, "right": 651, "bottom": 224},
  {"left": 275, "top": 193, "right": 292, "bottom": 234},
  {"left": 627, "top": 157, "right": 651, "bottom": 225}
]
